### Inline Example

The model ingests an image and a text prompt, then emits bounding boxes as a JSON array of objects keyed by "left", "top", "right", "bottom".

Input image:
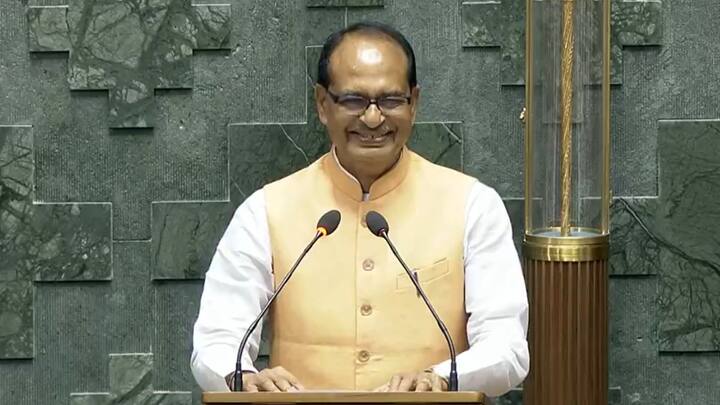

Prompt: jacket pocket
[{"left": 395, "top": 258, "right": 450, "bottom": 291}]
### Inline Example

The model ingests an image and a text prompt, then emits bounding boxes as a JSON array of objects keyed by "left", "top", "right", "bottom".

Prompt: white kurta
[{"left": 191, "top": 160, "right": 529, "bottom": 396}]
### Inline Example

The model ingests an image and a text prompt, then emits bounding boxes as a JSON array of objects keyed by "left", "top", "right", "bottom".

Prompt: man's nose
[{"left": 359, "top": 104, "right": 386, "bottom": 129}]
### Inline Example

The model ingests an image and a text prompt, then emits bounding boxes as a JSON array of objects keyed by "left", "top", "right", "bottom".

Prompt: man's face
[{"left": 315, "top": 34, "right": 419, "bottom": 174}]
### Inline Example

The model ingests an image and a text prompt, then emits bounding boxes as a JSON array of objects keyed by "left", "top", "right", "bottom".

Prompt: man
[{"left": 191, "top": 22, "right": 529, "bottom": 396}]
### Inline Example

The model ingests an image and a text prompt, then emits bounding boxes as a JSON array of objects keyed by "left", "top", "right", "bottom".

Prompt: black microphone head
[
  {"left": 317, "top": 210, "right": 341, "bottom": 236},
  {"left": 365, "top": 211, "right": 389, "bottom": 236}
]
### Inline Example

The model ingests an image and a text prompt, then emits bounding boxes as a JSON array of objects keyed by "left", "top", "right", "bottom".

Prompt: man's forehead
[
  {"left": 329, "top": 33, "right": 408, "bottom": 75},
  {"left": 357, "top": 47, "right": 383, "bottom": 65}
]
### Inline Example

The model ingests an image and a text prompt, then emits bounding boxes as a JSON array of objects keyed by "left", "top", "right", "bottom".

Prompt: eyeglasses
[{"left": 325, "top": 88, "right": 412, "bottom": 116}]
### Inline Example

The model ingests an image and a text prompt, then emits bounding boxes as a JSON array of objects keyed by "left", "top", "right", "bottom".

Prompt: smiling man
[{"left": 191, "top": 22, "right": 529, "bottom": 396}]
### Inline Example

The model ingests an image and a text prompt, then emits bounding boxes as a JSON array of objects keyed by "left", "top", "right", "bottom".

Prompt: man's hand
[
  {"left": 226, "top": 367, "right": 305, "bottom": 392},
  {"left": 374, "top": 371, "right": 448, "bottom": 392}
]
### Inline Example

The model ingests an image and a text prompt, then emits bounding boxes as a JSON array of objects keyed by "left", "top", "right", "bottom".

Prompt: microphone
[
  {"left": 365, "top": 211, "right": 459, "bottom": 391},
  {"left": 233, "top": 209, "right": 341, "bottom": 391}
]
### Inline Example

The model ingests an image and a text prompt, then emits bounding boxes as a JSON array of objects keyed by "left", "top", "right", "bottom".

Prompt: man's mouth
[{"left": 350, "top": 130, "right": 393, "bottom": 144}]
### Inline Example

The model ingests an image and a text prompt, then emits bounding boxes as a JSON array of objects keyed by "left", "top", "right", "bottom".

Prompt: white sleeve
[
  {"left": 431, "top": 182, "right": 529, "bottom": 396},
  {"left": 190, "top": 189, "right": 273, "bottom": 392}
]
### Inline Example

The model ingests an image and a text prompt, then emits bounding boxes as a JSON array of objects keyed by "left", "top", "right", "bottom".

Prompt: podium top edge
[{"left": 202, "top": 391, "right": 485, "bottom": 404}]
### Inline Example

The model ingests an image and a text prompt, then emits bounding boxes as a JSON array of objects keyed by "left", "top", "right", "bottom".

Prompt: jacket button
[
  {"left": 358, "top": 350, "right": 370, "bottom": 362},
  {"left": 362, "top": 259, "right": 374, "bottom": 271},
  {"left": 360, "top": 304, "right": 372, "bottom": 316}
]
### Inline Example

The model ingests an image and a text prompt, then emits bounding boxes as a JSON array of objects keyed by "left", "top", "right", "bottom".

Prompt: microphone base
[
  {"left": 233, "top": 370, "right": 242, "bottom": 392},
  {"left": 449, "top": 368, "right": 459, "bottom": 391}
]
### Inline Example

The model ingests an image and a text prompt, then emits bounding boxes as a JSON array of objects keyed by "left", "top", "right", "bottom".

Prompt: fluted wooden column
[{"left": 522, "top": 258, "right": 608, "bottom": 405}]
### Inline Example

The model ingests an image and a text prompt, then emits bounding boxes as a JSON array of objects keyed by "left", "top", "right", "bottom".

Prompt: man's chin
[{"left": 345, "top": 143, "right": 399, "bottom": 164}]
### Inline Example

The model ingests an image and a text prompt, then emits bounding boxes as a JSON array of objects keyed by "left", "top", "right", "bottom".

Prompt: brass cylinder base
[{"left": 522, "top": 257, "right": 608, "bottom": 405}]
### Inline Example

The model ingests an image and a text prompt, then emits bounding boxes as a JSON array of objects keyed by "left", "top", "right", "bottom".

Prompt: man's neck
[
  {"left": 355, "top": 172, "right": 379, "bottom": 194},
  {"left": 332, "top": 147, "right": 402, "bottom": 193}
]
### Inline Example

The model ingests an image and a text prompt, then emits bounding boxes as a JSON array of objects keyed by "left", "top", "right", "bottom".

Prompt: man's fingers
[
  {"left": 396, "top": 375, "right": 415, "bottom": 392},
  {"left": 242, "top": 367, "right": 304, "bottom": 393},
  {"left": 383, "top": 371, "right": 447, "bottom": 393},
  {"left": 273, "top": 367, "right": 305, "bottom": 391},
  {"left": 431, "top": 373, "right": 443, "bottom": 392},
  {"left": 259, "top": 380, "right": 281, "bottom": 392},
  {"left": 264, "top": 368, "right": 300, "bottom": 392},
  {"left": 255, "top": 373, "right": 281, "bottom": 392},
  {"left": 388, "top": 374, "right": 403, "bottom": 391},
  {"left": 273, "top": 377, "right": 295, "bottom": 392},
  {"left": 414, "top": 377, "right": 432, "bottom": 392},
  {"left": 373, "top": 383, "right": 390, "bottom": 392}
]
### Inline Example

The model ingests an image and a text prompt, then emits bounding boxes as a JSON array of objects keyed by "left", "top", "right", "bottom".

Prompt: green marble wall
[{"left": 1, "top": 1, "right": 718, "bottom": 404}]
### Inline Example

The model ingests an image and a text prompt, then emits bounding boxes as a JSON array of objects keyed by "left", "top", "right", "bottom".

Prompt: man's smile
[{"left": 348, "top": 130, "right": 395, "bottom": 146}]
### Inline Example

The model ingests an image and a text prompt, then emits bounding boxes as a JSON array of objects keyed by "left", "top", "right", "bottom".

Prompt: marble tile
[
  {"left": 27, "top": 0, "right": 231, "bottom": 128},
  {"left": 30, "top": 204, "right": 112, "bottom": 282},
  {"left": 151, "top": 201, "right": 233, "bottom": 280},
  {"left": 613, "top": 47, "right": 663, "bottom": 196},
  {"left": 0, "top": 281, "right": 33, "bottom": 359},
  {"left": 27, "top": 5, "right": 70, "bottom": 52},
  {"left": 69, "top": 393, "right": 111, "bottom": 405},
  {"left": 461, "top": 0, "right": 525, "bottom": 86},
  {"left": 592, "top": 120, "right": 720, "bottom": 352},
  {"left": 106, "top": 241, "right": 155, "bottom": 353},
  {"left": 31, "top": 280, "right": 142, "bottom": 401},
  {"left": 461, "top": 0, "right": 664, "bottom": 85},
  {"left": 1, "top": 126, "right": 113, "bottom": 360},
  {"left": 192, "top": 4, "right": 233, "bottom": 50},
  {"left": 108, "top": 353, "right": 154, "bottom": 402},
  {"left": 31, "top": 84, "right": 112, "bottom": 205},
  {"left": 611, "top": 0, "right": 663, "bottom": 84},
  {"left": 655, "top": 120, "right": 720, "bottom": 351},
  {"left": 216, "top": 5, "right": 344, "bottom": 124},
  {"left": 502, "top": 198, "right": 524, "bottom": 254},
  {"left": 229, "top": 45, "right": 327, "bottom": 206},
  {"left": 151, "top": 392, "right": 194, "bottom": 405},
  {"left": 657, "top": 353, "right": 720, "bottom": 403},
  {"left": 307, "top": 0, "right": 384, "bottom": 7},
  {"left": 70, "top": 353, "right": 191, "bottom": 404},
  {"left": 2, "top": 126, "right": 111, "bottom": 282},
  {"left": 1, "top": 126, "right": 35, "bottom": 282},
  {"left": 609, "top": 277, "right": 661, "bottom": 405},
  {"left": 486, "top": 387, "right": 621, "bottom": 405},
  {"left": 105, "top": 86, "right": 228, "bottom": 241},
  {"left": 29, "top": 78, "right": 228, "bottom": 243},
  {"left": 494, "top": 87, "right": 525, "bottom": 197},
  {"left": 228, "top": 121, "right": 328, "bottom": 206},
  {"left": 609, "top": 198, "right": 660, "bottom": 276},
  {"left": 658, "top": 0, "right": 720, "bottom": 119},
  {"left": 0, "top": 360, "right": 34, "bottom": 404},
  {"left": 409, "top": 122, "right": 463, "bottom": 172},
  {"left": 153, "top": 282, "right": 204, "bottom": 399}
]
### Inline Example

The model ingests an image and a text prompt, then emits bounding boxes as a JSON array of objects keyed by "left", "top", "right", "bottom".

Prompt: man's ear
[
  {"left": 315, "top": 84, "right": 329, "bottom": 125},
  {"left": 409, "top": 85, "right": 421, "bottom": 122}
]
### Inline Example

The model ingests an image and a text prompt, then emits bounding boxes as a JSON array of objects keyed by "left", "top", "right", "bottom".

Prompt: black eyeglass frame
[{"left": 324, "top": 87, "right": 413, "bottom": 116}]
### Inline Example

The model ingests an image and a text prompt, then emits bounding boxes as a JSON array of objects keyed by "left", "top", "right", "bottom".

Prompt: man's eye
[
  {"left": 339, "top": 97, "right": 368, "bottom": 110},
  {"left": 378, "top": 98, "right": 407, "bottom": 109}
]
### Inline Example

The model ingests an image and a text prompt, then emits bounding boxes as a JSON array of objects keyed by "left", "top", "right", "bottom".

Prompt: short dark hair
[{"left": 317, "top": 22, "right": 417, "bottom": 90}]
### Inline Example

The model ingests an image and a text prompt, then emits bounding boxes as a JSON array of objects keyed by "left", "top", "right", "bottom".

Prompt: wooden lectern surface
[{"left": 203, "top": 391, "right": 485, "bottom": 405}]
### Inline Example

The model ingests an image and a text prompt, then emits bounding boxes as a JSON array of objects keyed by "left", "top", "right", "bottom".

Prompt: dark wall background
[{"left": 1, "top": 1, "right": 719, "bottom": 404}]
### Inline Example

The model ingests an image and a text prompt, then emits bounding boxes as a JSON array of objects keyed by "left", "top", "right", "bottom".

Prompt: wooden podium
[{"left": 203, "top": 392, "right": 485, "bottom": 405}]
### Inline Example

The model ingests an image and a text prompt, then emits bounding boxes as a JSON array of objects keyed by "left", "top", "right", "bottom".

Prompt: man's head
[{"left": 315, "top": 22, "right": 419, "bottom": 183}]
